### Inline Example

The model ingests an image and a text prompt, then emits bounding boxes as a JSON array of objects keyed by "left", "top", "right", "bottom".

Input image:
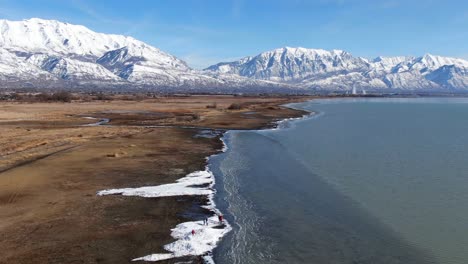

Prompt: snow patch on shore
[
  {"left": 81, "top": 116, "right": 110, "bottom": 127},
  {"left": 97, "top": 170, "right": 213, "bottom": 197},
  {"left": 98, "top": 164, "right": 231, "bottom": 263},
  {"left": 269, "top": 112, "right": 315, "bottom": 131},
  {"left": 220, "top": 136, "right": 229, "bottom": 152},
  {"left": 133, "top": 214, "right": 229, "bottom": 262}
]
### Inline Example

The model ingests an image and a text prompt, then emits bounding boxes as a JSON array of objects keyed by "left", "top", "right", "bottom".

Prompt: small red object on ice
[
  {"left": 191, "top": 229, "right": 195, "bottom": 236},
  {"left": 218, "top": 214, "right": 223, "bottom": 223}
]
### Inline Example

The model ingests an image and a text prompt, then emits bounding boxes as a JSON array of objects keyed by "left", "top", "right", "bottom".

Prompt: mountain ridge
[
  {"left": 205, "top": 47, "right": 468, "bottom": 91},
  {"left": 0, "top": 18, "right": 291, "bottom": 92},
  {"left": 1, "top": 18, "right": 467, "bottom": 93}
]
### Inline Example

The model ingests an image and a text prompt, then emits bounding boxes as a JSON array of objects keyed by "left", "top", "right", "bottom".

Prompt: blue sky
[{"left": 0, "top": 0, "right": 467, "bottom": 69}]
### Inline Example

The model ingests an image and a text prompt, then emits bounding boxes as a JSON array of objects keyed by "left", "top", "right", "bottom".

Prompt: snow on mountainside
[
  {"left": 0, "top": 18, "right": 467, "bottom": 92},
  {"left": 0, "top": 18, "right": 287, "bottom": 91},
  {"left": 0, "top": 18, "right": 186, "bottom": 68},
  {"left": 27, "top": 54, "right": 123, "bottom": 82},
  {"left": 369, "top": 56, "right": 413, "bottom": 73},
  {"left": 205, "top": 47, "right": 369, "bottom": 82},
  {"left": 206, "top": 48, "right": 468, "bottom": 91},
  {"left": 0, "top": 18, "right": 194, "bottom": 85},
  {"left": 426, "top": 65, "right": 468, "bottom": 89},
  {"left": 0, "top": 48, "right": 56, "bottom": 83}
]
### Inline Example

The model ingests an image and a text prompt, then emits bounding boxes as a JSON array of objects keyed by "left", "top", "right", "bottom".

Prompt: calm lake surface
[{"left": 211, "top": 98, "right": 468, "bottom": 264}]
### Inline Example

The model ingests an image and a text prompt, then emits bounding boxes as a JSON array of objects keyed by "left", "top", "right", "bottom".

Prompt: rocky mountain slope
[
  {"left": 206, "top": 47, "right": 468, "bottom": 92},
  {"left": 1, "top": 18, "right": 467, "bottom": 93},
  {"left": 0, "top": 18, "right": 287, "bottom": 92}
]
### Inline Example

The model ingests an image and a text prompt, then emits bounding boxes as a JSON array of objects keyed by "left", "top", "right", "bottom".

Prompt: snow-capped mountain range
[
  {"left": 0, "top": 18, "right": 286, "bottom": 92},
  {"left": 206, "top": 47, "right": 468, "bottom": 92},
  {"left": 1, "top": 18, "right": 467, "bottom": 93}
]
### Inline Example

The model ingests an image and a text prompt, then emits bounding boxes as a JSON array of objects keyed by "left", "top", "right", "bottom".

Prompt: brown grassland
[{"left": 0, "top": 94, "right": 311, "bottom": 264}]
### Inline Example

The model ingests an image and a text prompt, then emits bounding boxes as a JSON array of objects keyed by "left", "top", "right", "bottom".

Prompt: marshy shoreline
[{"left": 0, "top": 95, "right": 310, "bottom": 264}]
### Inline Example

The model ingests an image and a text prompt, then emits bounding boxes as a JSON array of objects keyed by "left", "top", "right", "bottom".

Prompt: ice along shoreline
[
  {"left": 98, "top": 159, "right": 232, "bottom": 263},
  {"left": 97, "top": 101, "right": 314, "bottom": 263}
]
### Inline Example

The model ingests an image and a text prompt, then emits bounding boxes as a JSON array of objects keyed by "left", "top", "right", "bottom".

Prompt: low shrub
[
  {"left": 206, "top": 102, "right": 217, "bottom": 109},
  {"left": 227, "top": 103, "right": 243, "bottom": 110}
]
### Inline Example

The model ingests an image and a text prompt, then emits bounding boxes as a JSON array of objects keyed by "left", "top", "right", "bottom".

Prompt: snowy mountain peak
[
  {"left": 268, "top": 46, "right": 347, "bottom": 58},
  {"left": 205, "top": 47, "right": 368, "bottom": 82},
  {"left": 372, "top": 56, "right": 412, "bottom": 64},
  {"left": 206, "top": 47, "right": 468, "bottom": 91},
  {"left": 0, "top": 18, "right": 198, "bottom": 87},
  {"left": 415, "top": 54, "right": 468, "bottom": 69},
  {"left": 0, "top": 17, "right": 184, "bottom": 70},
  {"left": 1, "top": 18, "right": 468, "bottom": 92}
]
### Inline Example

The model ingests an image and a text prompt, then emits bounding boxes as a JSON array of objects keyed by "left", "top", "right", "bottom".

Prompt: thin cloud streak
[
  {"left": 69, "top": 0, "right": 132, "bottom": 26},
  {"left": 231, "top": 0, "right": 243, "bottom": 19}
]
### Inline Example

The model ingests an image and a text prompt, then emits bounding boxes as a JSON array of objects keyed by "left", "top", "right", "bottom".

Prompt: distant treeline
[
  {"left": 0, "top": 90, "right": 314, "bottom": 103},
  {"left": 0, "top": 91, "right": 163, "bottom": 102},
  {"left": 1, "top": 89, "right": 463, "bottom": 103}
]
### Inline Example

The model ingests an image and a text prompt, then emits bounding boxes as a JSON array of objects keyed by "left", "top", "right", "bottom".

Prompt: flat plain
[{"left": 0, "top": 95, "right": 308, "bottom": 264}]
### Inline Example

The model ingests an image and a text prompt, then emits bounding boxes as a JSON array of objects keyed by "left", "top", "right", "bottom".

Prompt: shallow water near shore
[{"left": 211, "top": 98, "right": 468, "bottom": 264}]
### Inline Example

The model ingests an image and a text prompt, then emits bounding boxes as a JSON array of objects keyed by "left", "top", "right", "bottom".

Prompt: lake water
[{"left": 210, "top": 98, "right": 468, "bottom": 264}]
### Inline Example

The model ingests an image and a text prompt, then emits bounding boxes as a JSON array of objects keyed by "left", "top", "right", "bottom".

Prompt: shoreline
[
  {"left": 0, "top": 95, "right": 310, "bottom": 264},
  {"left": 205, "top": 101, "right": 316, "bottom": 262},
  {"left": 207, "top": 97, "right": 449, "bottom": 264},
  {"left": 96, "top": 100, "right": 314, "bottom": 263}
]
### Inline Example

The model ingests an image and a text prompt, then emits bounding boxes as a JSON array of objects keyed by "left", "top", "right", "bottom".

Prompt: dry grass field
[{"left": 0, "top": 95, "right": 310, "bottom": 264}]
